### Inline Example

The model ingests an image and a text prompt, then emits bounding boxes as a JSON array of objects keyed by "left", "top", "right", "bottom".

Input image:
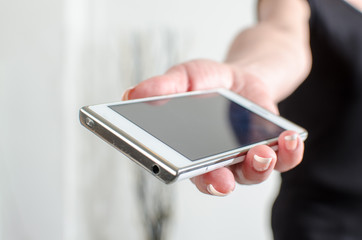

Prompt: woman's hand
[{"left": 123, "top": 59, "right": 304, "bottom": 196}]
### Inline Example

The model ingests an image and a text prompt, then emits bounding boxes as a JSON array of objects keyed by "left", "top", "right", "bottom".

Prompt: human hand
[{"left": 122, "top": 59, "right": 304, "bottom": 196}]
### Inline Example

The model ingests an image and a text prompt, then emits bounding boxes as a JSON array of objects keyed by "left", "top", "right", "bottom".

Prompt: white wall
[
  {"left": 0, "top": 0, "right": 64, "bottom": 239},
  {"left": 0, "top": 0, "right": 280, "bottom": 239}
]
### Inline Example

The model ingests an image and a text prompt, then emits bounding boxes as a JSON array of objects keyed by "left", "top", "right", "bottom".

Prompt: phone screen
[{"left": 110, "top": 93, "right": 284, "bottom": 161}]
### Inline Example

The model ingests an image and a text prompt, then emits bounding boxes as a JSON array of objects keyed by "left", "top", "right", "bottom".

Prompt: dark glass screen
[{"left": 110, "top": 93, "right": 284, "bottom": 161}]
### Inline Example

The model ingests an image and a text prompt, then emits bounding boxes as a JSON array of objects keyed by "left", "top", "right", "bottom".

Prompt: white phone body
[{"left": 79, "top": 89, "right": 307, "bottom": 184}]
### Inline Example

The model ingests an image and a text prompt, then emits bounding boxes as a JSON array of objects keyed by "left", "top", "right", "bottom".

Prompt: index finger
[{"left": 123, "top": 60, "right": 234, "bottom": 100}]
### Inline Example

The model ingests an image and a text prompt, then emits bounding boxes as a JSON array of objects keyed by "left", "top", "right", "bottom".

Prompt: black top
[{"left": 273, "top": 0, "right": 362, "bottom": 239}]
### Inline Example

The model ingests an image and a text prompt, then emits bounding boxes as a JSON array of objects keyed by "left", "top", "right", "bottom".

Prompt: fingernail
[
  {"left": 253, "top": 155, "right": 272, "bottom": 172},
  {"left": 207, "top": 184, "right": 229, "bottom": 197},
  {"left": 122, "top": 86, "right": 135, "bottom": 101},
  {"left": 284, "top": 133, "right": 298, "bottom": 151}
]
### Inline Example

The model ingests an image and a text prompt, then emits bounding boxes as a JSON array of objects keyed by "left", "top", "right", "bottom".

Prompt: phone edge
[{"left": 79, "top": 106, "right": 180, "bottom": 184}]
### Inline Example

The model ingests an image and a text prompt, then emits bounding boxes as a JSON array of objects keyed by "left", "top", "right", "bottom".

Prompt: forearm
[{"left": 226, "top": 0, "right": 312, "bottom": 103}]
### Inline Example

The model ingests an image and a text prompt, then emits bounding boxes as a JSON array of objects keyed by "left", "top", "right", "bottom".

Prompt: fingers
[
  {"left": 193, "top": 145, "right": 277, "bottom": 197},
  {"left": 193, "top": 131, "right": 304, "bottom": 196},
  {"left": 230, "top": 131, "right": 303, "bottom": 186},
  {"left": 274, "top": 130, "right": 304, "bottom": 172},
  {"left": 122, "top": 60, "right": 234, "bottom": 100},
  {"left": 191, "top": 167, "right": 236, "bottom": 197},
  {"left": 231, "top": 145, "right": 277, "bottom": 185},
  {"left": 123, "top": 67, "right": 189, "bottom": 100}
]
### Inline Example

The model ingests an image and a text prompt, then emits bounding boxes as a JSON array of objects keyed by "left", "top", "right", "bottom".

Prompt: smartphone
[{"left": 79, "top": 89, "right": 307, "bottom": 184}]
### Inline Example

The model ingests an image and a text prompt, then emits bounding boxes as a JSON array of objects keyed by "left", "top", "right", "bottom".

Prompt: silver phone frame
[{"left": 79, "top": 88, "right": 307, "bottom": 184}]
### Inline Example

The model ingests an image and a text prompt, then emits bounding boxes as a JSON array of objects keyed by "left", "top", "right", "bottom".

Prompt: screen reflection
[{"left": 110, "top": 93, "right": 284, "bottom": 161}]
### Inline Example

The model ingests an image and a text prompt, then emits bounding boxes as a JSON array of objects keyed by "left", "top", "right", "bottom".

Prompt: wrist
[{"left": 225, "top": 23, "right": 311, "bottom": 103}]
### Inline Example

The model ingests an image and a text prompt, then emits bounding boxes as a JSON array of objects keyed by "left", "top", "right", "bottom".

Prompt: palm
[{"left": 132, "top": 59, "right": 278, "bottom": 115}]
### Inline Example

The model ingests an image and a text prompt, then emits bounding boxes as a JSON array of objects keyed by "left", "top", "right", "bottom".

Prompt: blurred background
[{"left": 0, "top": 0, "right": 281, "bottom": 239}]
